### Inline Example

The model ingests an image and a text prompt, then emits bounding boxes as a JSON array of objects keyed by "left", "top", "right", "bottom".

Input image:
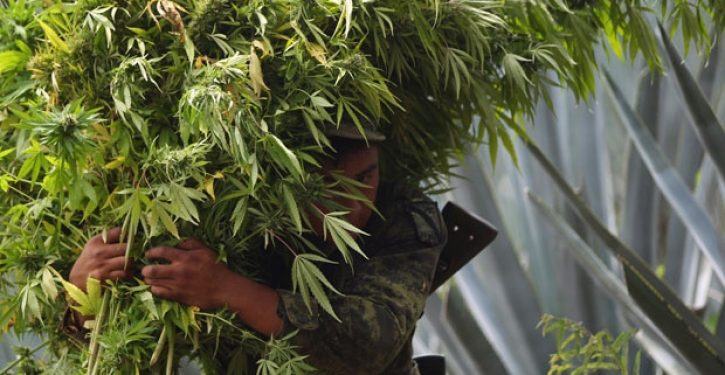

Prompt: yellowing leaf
[
  {"left": 104, "top": 156, "right": 126, "bottom": 169},
  {"left": 204, "top": 178, "right": 215, "bottom": 200},
  {"left": 306, "top": 42, "right": 327, "bottom": 64},
  {"left": 91, "top": 123, "right": 111, "bottom": 142},
  {"left": 60, "top": 279, "right": 93, "bottom": 315},
  {"left": 249, "top": 46, "right": 269, "bottom": 97},
  {"left": 252, "top": 39, "right": 272, "bottom": 57},
  {"left": 37, "top": 20, "right": 70, "bottom": 53}
]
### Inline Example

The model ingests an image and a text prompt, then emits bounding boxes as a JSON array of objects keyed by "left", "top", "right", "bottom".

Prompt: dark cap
[{"left": 324, "top": 122, "right": 386, "bottom": 142}]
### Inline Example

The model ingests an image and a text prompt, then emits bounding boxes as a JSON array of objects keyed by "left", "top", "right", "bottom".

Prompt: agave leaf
[
  {"left": 525, "top": 140, "right": 725, "bottom": 373},
  {"left": 443, "top": 151, "right": 554, "bottom": 370},
  {"left": 528, "top": 192, "right": 712, "bottom": 374},
  {"left": 621, "top": 72, "right": 660, "bottom": 263},
  {"left": 447, "top": 282, "right": 511, "bottom": 373},
  {"left": 603, "top": 70, "right": 725, "bottom": 286},
  {"left": 656, "top": 23, "right": 725, "bottom": 181},
  {"left": 662, "top": 40, "right": 723, "bottom": 301},
  {"left": 635, "top": 330, "right": 696, "bottom": 375},
  {"left": 422, "top": 294, "right": 507, "bottom": 374}
]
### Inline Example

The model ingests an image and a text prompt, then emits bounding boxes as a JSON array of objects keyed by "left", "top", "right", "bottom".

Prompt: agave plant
[{"left": 414, "top": 21, "right": 725, "bottom": 375}]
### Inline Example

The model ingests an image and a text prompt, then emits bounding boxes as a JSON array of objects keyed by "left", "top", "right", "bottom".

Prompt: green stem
[
  {"left": 165, "top": 326, "right": 174, "bottom": 375},
  {"left": 87, "top": 289, "right": 110, "bottom": 375},
  {"left": 55, "top": 159, "right": 65, "bottom": 247},
  {"left": 149, "top": 325, "right": 167, "bottom": 367}
]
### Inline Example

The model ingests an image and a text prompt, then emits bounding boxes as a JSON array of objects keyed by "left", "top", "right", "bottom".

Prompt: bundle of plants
[{"left": 0, "top": 0, "right": 721, "bottom": 373}]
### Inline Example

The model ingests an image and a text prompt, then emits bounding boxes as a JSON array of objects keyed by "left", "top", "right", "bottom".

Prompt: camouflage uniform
[{"left": 274, "top": 182, "right": 447, "bottom": 374}]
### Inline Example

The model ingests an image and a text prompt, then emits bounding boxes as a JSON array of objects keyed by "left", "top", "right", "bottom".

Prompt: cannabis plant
[{"left": 0, "top": 0, "right": 723, "bottom": 373}]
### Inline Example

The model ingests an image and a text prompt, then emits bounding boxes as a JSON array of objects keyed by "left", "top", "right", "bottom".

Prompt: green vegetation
[{"left": 539, "top": 314, "right": 640, "bottom": 375}]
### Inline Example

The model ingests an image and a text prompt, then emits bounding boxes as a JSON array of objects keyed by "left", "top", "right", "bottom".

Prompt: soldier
[{"left": 67, "top": 124, "right": 448, "bottom": 374}]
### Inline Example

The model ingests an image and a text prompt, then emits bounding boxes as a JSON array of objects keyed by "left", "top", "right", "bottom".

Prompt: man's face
[{"left": 311, "top": 144, "right": 380, "bottom": 236}]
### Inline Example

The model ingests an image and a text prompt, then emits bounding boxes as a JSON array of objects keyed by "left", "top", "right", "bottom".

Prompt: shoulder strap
[{"left": 430, "top": 202, "right": 498, "bottom": 293}]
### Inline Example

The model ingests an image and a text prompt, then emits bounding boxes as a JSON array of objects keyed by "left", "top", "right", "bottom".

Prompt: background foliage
[
  {"left": 0, "top": 0, "right": 723, "bottom": 373},
  {"left": 414, "top": 21, "right": 725, "bottom": 374}
]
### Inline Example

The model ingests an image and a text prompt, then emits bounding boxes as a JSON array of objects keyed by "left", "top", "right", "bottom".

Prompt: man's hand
[
  {"left": 69, "top": 227, "right": 132, "bottom": 291},
  {"left": 142, "top": 238, "right": 284, "bottom": 336},
  {"left": 142, "top": 238, "right": 234, "bottom": 310}
]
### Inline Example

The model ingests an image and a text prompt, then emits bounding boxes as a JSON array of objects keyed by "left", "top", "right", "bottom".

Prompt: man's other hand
[{"left": 69, "top": 227, "right": 132, "bottom": 291}]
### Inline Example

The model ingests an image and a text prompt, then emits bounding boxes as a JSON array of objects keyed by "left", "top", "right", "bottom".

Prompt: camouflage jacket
[{"left": 274, "top": 182, "right": 447, "bottom": 375}]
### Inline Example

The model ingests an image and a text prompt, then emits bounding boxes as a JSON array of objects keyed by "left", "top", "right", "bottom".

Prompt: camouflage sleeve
[{"left": 276, "top": 197, "right": 446, "bottom": 374}]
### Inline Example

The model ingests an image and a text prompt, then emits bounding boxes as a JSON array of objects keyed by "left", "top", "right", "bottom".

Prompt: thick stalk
[
  {"left": 87, "top": 289, "right": 110, "bottom": 375},
  {"left": 165, "top": 326, "right": 175, "bottom": 375},
  {"left": 149, "top": 325, "right": 167, "bottom": 367}
]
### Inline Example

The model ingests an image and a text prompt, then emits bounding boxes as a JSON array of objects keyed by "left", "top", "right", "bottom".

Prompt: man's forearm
[{"left": 216, "top": 271, "right": 284, "bottom": 337}]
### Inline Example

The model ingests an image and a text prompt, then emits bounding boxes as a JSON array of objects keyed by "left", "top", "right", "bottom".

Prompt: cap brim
[{"left": 325, "top": 125, "right": 386, "bottom": 142}]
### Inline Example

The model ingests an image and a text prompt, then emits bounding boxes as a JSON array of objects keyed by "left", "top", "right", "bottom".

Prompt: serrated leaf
[
  {"left": 311, "top": 95, "right": 333, "bottom": 108},
  {"left": 282, "top": 184, "right": 303, "bottom": 234},
  {"left": 157, "top": 202, "right": 180, "bottom": 238},
  {"left": 184, "top": 38, "right": 195, "bottom": 66},
  {"left": 40, "top": 267, "right": 58, "bottom": 300},
  {"left": 232, "top": 197, "right": 247, "bottom": 236},
  {"left": 299, "top": 255, "right": 342, "bottom": 295},
  {"left": 21, "top": 285, "right": 40, "bottom": 319},
  {"left": 303, "top": 270, "right": 340, "bottom": 322},
  {"left": 37, "top": 19, "right": 70, "bottom": 53},
  {"left": 324, "top": 213, "right": 368, "bottom": 261},
  {"left": 497, "top": 124, "right": 518, "bottom": 168},
  {"left": 267, "top": 134, "right": 303, "bottom": 178},
  {"left": 502, "top": 53, "right": 531, "bottom": 91},
  {"left": 294, "top": 256, "right": 341, "bottom": 322},
  {"left": 0, "top": 51, "right": 28, "bottom": 74}
]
